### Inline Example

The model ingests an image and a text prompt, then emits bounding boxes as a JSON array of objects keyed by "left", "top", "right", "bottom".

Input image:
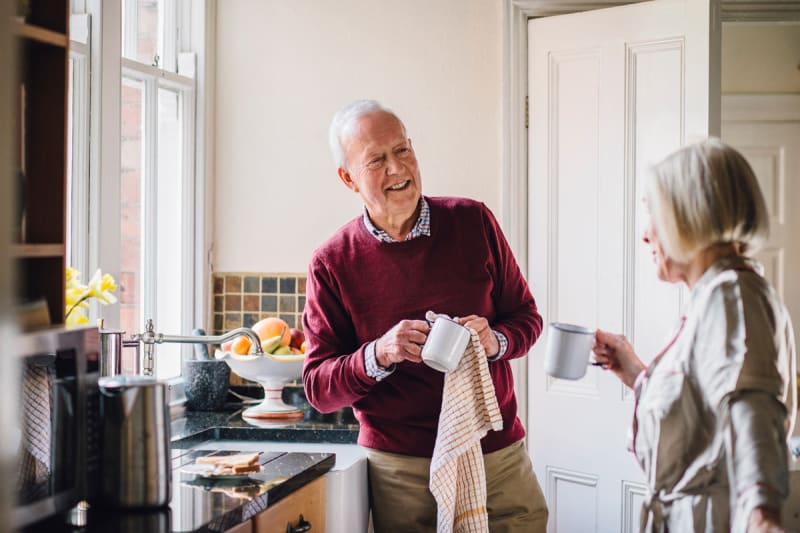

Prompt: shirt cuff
[
  {"left": 365, "top": 341, "right": 395, "bottom": 381},
  {"left": 488, "top": 330, "right": 508, "bottom": 361}
]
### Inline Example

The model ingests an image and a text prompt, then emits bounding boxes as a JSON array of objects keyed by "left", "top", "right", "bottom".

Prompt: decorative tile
[
  {"left": 261, "top": 295, "right": 277, "bottom": 313},
  {"left": 243, "top": 313, "right": 259, "bottom": 328},
  {"left": 213, "top": 275, "right": 224, "bottom": 294},
  {"left": 243, "top": 295, "right": 259, "bottom": 312},
  {"left": 243, "top": 276, "right": 260, "bottom": 293},
  {"left": 225, "top": 293, "right": 241, "bottom": 312},
  {"left": 225, "top": 275, "right": 241, "bottom": 293},
  {"left": 261, "top": 277, "right": 277, "bottom": 293},
  {"left": 224, "top": 313, "right": 242, "bottom": 331},
  {"left": 279, "top": 277, "right": 296, "bottom": 294},
  {"left": 211, "top": 273, "right": 308, "bottom": 336},
  {"left": 279, "top": 295, "right": 296, "bottom": 313}
]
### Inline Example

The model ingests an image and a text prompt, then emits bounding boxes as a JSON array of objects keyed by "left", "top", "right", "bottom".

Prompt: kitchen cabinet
[
  {"left": 224, "top": 521, "right": 253, "bottom": 533},
  {"left": 11, "top": 0, "right": 69, "bottom": 327},
  {"left": 252, "top": 476, "right": 325, "bottom": 533}
]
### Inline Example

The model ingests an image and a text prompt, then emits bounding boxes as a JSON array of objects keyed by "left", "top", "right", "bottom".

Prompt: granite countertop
[
  {"left": 24, "top": 398, "right": 360, "bottom": 532},
  {"left": 171, "top": 404, "right": 359, "bottom": 447},
  {"left": 84, "top": 449, "right": 335, "bottom": 532}
]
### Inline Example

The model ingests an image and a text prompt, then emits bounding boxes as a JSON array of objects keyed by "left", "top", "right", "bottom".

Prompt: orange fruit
[
  {"left": 300, "top": 340, "right": 307, "bottom": 354},
  {"left": 231, "top": 335, "right": 252, "bottom": 355},
  {"left": 253, "top": 317, "right": 291, "bottom": 346}
]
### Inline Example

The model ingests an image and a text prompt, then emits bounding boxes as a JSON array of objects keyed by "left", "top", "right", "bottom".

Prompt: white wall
[
  {"left": 722, "top": 23, "right": 800, "bottom": 94},
  {"left": 214, "top": 0, "right": 503, "bottom": 273}
]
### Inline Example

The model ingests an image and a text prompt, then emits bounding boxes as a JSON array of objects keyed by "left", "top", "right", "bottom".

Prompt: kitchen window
[
  {"left": 120, "top": 0, "right": 197, "bottom": 379},
  {"left": 67, "top": 15, "right": 91, "bottom": 280},
  {"left": 67, "top": 0, "right": 209, "bottom": 380}
]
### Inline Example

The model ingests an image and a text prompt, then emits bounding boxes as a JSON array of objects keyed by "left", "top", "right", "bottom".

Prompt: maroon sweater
[{"left": 302, "top": 196, "right": 542, "bottom": 456}]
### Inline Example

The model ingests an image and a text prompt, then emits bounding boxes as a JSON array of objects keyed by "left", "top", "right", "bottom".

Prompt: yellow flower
[
  {"left": 65, "top": 267, "right": 118, "bottom": 326},
  {"left": 86, "top": 269, "right": 118, "bottom": 305}
]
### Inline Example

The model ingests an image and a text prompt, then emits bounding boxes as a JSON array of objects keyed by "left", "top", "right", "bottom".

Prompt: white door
[{"left": 527, "top": 1, "right": 721, "bottom": 532}]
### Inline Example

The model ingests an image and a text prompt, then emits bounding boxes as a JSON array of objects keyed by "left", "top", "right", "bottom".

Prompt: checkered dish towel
[{"left": 429, "top": 329, "right": 503, "bottom": 533}]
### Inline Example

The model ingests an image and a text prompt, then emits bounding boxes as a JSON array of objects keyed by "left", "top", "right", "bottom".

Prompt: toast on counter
[{"left": 196, "top": 452, "right": 261, "bottom": 475}]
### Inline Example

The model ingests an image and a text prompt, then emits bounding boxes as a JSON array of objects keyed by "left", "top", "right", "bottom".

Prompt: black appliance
[{"left": 13, "top": 326, "right": 101, "bottom": 530}]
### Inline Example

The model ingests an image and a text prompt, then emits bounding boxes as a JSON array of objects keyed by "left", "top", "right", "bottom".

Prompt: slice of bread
[
  {"left": 196, "top": 452, "right": 260, "bottom": 467},
  {"left": 214, "top": 464, "right": 262, "bottom": 476}
]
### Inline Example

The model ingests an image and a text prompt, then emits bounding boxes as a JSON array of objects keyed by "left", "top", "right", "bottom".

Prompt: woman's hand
[
  {"left": 375, "top": 319, "right": 430, "bottom": 368},
  {"left": 455, "top": 315, "right": 500, "bottom": 358},
  {"left": 592, "top": 329, "right": 645, "bottom": 389},
  {"left": 748, "top": 506, "right": 784, "bottom": 533}
]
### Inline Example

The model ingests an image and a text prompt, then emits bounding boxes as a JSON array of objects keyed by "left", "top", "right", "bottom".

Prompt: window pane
[
  {"left": 66, "top": 57, "right": 75, "bottom": 265},
  {"left": 120, "top": 77, "right": 144, "bottom": 356},
  {"left": 155, "top": 87, "right": 183, "bottom": 379},
  {"left": 67, "top": 52, "right": 90, "bottom": 277},
  {"left": 122, "top": 0, "right": 163, "bottom": 68}
]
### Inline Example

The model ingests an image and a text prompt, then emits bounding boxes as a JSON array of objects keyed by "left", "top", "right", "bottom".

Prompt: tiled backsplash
[{"left": 212, "top": 272, "right": 307, "bottom": 335}]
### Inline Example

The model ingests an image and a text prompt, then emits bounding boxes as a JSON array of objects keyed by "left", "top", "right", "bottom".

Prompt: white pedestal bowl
[{"left": 214, "top": 349, "right": 304, "bottom": 419}]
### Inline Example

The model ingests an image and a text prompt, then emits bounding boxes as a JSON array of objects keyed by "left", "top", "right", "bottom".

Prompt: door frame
[{"left": 502, "top": 0, "right": 800, "bottom": 433}]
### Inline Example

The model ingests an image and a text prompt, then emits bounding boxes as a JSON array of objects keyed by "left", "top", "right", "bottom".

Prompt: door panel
[{"left": 528, "top": 1, "right": 720, "bottom": 531}]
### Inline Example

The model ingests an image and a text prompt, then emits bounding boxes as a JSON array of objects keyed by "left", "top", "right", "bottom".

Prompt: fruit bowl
[{"left": 214, "top": 349, "right": 305, "bottom": 419}]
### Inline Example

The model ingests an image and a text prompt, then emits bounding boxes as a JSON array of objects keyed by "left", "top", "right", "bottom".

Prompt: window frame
[
  {"left": 120, "top": 59, "right": 196, "bottom": 377},
  {"left": 73, "top": 0, "right": 210, "bottom": 387},
  {"left": 67, "top": 16, "right": 91, "bottom": 280}
]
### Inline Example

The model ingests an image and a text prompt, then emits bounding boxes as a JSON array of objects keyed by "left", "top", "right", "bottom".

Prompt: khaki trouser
[{"left": 366, "top": 440, "right": 548, "bottom": 533}]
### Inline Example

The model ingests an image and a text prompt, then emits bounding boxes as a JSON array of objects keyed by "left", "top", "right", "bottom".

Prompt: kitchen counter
[
  {"left": 23, "top": 404, "right": 361, "bottom": 532},
  {"left": 171, "top": 404, "right": 360, "bottom": 447}
]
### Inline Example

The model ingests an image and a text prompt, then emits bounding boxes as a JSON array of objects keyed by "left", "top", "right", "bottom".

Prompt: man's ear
[{"left": 338, "top": 167, "right": 359, "bottom": 192}]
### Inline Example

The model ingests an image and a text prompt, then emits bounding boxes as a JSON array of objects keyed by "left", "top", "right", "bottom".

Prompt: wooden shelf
[
  {"left": 12, "top": 243, "right": 65, "bottom": 258},
  {"left": 12, "top": 20, "right": 68, "bottom": 48},
  {"left": 12, "top": 0, "right": 69, "bottom": 326}
]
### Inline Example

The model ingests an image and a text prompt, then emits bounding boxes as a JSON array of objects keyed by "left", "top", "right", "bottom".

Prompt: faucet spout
[{"left": 133, "top": 319, "right": 264, "bottom": 375}]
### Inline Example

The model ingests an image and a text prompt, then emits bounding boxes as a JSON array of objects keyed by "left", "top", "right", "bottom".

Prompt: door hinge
[{"left": 525, "top": 95, "right": 529, "bottom": 129}]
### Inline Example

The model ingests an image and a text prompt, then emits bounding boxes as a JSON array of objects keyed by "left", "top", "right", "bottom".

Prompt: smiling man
[{"left": 302, "top": 99, "right": 548, "bottom": 532}]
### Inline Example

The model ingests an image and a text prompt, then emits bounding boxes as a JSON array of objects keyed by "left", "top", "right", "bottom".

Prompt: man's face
[{"left": 338, "top": 111, "right": 422, "bottom": 226}]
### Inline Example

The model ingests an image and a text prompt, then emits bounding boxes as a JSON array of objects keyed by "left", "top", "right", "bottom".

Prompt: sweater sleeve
[
  {"left": 480, "top": 203, "right": 543, "bottom": 360},
  {"left": 301, "top": 253, "right": 380, "bottom": 413}
]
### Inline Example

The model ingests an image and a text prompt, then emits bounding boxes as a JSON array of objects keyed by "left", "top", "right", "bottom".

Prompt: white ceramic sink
[{"left": 193, "top": 439, "right": 369, "bottom": 533}]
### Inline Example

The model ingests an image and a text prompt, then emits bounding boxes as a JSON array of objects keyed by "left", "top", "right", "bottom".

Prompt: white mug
[
  {"left": 421, "top": 317, "right": 471, "bottom": 373},
  {"left": 543, "top": 322, "right": 595, "bottom": 380}
]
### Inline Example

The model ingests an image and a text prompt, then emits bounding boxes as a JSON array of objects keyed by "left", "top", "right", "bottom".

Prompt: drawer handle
[{"left": 286, "top": 514, "right": 312, "bottom": 533}]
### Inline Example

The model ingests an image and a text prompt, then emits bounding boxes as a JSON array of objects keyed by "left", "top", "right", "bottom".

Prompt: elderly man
[{"left": 302, "top": 99, "right": 548, "bottom": 532}]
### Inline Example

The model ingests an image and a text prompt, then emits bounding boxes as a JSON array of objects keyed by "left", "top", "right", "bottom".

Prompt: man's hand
[
  {"left": 374, "top": 319, "right": 430, "bottom": 368},
  {"left": 454, "top": 314, "right": 499, "bottom": 357}
]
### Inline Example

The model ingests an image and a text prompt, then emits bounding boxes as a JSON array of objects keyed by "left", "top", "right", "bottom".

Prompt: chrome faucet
[{"left": 131, "top": 318, "right": 264, "bottom": 376}]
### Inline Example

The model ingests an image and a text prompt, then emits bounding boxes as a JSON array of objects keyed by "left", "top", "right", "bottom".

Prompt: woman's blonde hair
[{"left": 645, "top": 138, "right": 769, "bottom": 262}]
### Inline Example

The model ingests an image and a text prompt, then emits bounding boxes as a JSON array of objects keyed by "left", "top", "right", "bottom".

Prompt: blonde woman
[{"left": 593, "top": 138, "right": 797, "bottom": 532}]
